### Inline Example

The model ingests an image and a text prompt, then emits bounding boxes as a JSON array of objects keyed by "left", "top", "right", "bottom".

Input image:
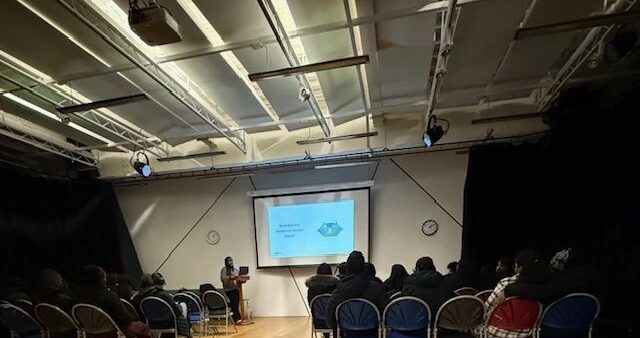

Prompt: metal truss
[
  {"left": 56, "top": 0, "right": 247, "bottom": 153},
  {"left": 0, "top": 115, "right": 97, "bottom": 167},
  {"left": 537, "top": 0, "right": 638, "bottom": 112},
  {"left": 0, "top": 62, "right": 168, "bottom": 158}
]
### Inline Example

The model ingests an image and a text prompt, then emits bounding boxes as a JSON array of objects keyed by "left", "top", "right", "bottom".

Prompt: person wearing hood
[
  {"left": 401, "top": 257, "right": 453, "bottom": 312},
  {"left": 365, "top": 263, "right": 383, "bottom": 284},
  {"left": 132, "top": 273, "right": 191, "bottom": 338},
  {"left": 32, "top": 268, "right": 74, "bottom": 314},
  {"left": 73, "top": 265, "right": 150, "bottom": 338},
  {"left": 326, "top": 251, "right": 384, "bottom": 330},
  {"left": 305, "top": 263, "right": 338, "bottom": 303}
]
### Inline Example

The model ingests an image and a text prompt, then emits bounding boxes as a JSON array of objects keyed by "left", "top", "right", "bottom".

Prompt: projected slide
[{"left": 267, "top": 200, "right": 355, "bottom": 258}]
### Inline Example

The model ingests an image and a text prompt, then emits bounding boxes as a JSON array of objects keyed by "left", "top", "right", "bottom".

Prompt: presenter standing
[{"left": 220, "top": 256, "right": 242, "bottom": 323}]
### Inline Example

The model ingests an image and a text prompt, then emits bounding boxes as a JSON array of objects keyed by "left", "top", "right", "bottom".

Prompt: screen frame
[{"left": 252, "top": 187, "right": 370, "bottom": 269}]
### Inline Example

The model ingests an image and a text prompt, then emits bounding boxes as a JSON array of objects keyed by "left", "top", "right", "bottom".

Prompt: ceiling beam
[{"left": 56, "top": 93, "right": 148, "bottom": 114}]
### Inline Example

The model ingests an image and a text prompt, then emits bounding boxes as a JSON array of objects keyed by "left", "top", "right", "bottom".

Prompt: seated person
[
  {"left": 504, "top": 247, "right": 600, "bottom": 304},
  {"left": 335, "top": 262, "right": 347, "bottom": 280},
  {"left": 32, "top": 268, "right": 75, "bottom": 314},
  {"left": 401, "top": 257, "right": 453, "bottom": 313},
  {"left": 107, "top": 273, "right": 137, "bottom": 301},
  {"left": 382, "top": 264, "right": 409, "bottom": 295},
  {"left": 132, "top": 273, "right": 191, "bottom": 338},
  {"left": 305, "top": 263, "right": 338, "bottom": 304},
  {"left": 365, "top": 263, "right": 383, "bottom": 284},
  {"left": 445, "top": 261, "right": 458, "bottom": 277},
  {"left": 326, "top": 251, "right": 384, "bottom": 330},
  {"left": 74, "top": 265, "right": 150, "bottom": 338}
]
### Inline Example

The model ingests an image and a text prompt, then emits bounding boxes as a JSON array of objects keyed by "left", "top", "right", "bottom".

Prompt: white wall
[{"left": 114, "top": 150, "right": 467, "bottom": 317}]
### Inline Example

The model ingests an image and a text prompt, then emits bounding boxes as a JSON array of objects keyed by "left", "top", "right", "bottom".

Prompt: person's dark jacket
[
  {"left": 33, "top": 286, "right": 75, "bottom": 314},
  {"left": 132, "top": 286, "right": 191, "bottom": 337},
  {"left": 74, "top": 286, "right": 132, "bottom": 328},
  {"left": 113, "top": 275, "right": 136, "bottom": 301},
  {"left": 402, "top": 270, "right": 454, "bottom": 312},
  {"left": 504, "top": 264, "right": 600, "bottom": 303},
  {"left": 326, "top": 273, "right": 384, "bottom": 329},
  {"left": 306, "top": 274, "right": 338, "bottom": 304}
]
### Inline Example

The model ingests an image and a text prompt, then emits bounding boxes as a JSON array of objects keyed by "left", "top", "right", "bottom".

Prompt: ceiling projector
[{"left": 129, "top": 2, "right": 182, "bottom": 46}]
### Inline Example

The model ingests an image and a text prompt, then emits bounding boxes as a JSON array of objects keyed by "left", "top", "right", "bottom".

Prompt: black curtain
[
  {"left": 0, "top": 168, "right": 141, "bottom": 283},
  {"left": 461, "top": 86, "right": 640, "bottom": 323}
]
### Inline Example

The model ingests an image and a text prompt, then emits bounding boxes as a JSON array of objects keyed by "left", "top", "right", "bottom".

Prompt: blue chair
[
  {"left": 310, "top": 294, "right": 332, "bottom": 338},
  {"left": 335, "top": 298, "right": 381, "bottom": 338},
  {"left": 174, "top": 293, "right": 206, "bottom": 337},
  {"left": 383, "top": 296, "right": 431, "bottom": 338},
  {"left": 536, "top": 293, "right": 600, "bottom": 338},
  {"left": 140, "top": 297, "right": 178, "bottom": 338},
  {"left": 0, "top": 303, "right": 44, "bottom": 338}
]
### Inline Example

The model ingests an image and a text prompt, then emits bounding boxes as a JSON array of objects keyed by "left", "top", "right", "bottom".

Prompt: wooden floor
[{"left": 204, "top": 317, "right": 312, "bottom": 338}]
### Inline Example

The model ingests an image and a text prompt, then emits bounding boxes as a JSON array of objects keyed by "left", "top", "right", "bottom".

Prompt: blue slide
[{"left": 268, "top": 199, "right": 355, "bottom": 258}]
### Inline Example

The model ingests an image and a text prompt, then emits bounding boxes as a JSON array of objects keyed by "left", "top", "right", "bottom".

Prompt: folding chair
[
  {"left": 0, "top": 303, "right": 45, "bottom": 338},
  {"left": 432, "top": 295, "right": 485, "bottom": 338},
  {"left": 310, "top": 294, "right": 332, "bottom": 338},
  {"left": 72, "top": 304, "right": 126, "bottom": 338},
  {"left": 483, "top": 297, "right": 542, "bottom": 338},
  {"left": 119, "top": 299, "right": 139, "bottom": 322},
  {"left": 201, "top": 291, "right": 236, "bottom": 335},
  {"left": 14, "top": 300, "right": 35, "bottom": 317},
  {"left": 454, "top": 287, "right": 479, "bottom": 296},
  {"left": 335, "top": 298, "right": 381, "bottom": 338},
  {"left": 382, "top": 296, "right": 431, "bottom": 338},
  {"left": 174, "top": 293, "right": 206, "bottom": 337},
  {"left": 536, "top": 293, "right": 600, "bottom": 338},
  {"left": 475, "top": 290, "right": 492, "bottom": 302},
  {"left": 139, "top": 297, "right": 178, "bottom": 338},
  {"left": 34, "top": 303, "right": 83, "bottom": 338}
]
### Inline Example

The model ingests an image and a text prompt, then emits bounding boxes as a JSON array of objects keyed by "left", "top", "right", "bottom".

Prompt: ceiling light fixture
[
  {"left": 132, "top": 151, "right": 152, "bottom": 177},
  {"left": 157, "top": 150, "right": 226, "bottom": 162},
  {"left": 248, "top": 55, "right": 369, "bottom": 81},
  {"left": 296, "top": 131, "right": 378, "bottom": 145},
  {"left": 56, "top": 93, "right": 148, "bottom": 114},
  {"left": 423, "top": 115, "right": 446, "bottom": 147}
]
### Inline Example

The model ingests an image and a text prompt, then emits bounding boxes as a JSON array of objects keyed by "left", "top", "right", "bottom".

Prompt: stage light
[
  {"left": 133, "top": 152, "right": 152, "bottom": 177},
  {"left": 423, "top": 115, "right": 445, "bottom": 147}
]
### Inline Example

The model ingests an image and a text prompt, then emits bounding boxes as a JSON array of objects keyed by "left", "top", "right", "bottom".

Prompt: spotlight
[
  {"left": 132, "top": 152, "right": 152, "bottom": 177},
  {"left": 423, "top": 115, "right": 445, "bottom": 147}
]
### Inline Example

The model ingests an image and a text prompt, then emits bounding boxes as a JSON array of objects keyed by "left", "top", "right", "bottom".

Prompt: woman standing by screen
[{"left": 220, "top": 256, "right": 242, "bottom": 323}]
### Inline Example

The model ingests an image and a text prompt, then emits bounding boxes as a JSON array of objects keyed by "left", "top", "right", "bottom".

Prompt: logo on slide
[{"left": 318, "top": 222, "right": 343, "bottom": 237}]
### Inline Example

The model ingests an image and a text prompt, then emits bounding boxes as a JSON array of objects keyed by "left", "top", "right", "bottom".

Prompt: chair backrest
[
  {"left": 0, "top": 303, "right": 44, "bottom": 336},
  {"left": 139, "top": 297, "right": 177, "bottom": 330},
  {"left": 383, "top": 296, "right": 431, "bottom": 332},
  {"left": 475, "top": 290, "right": 492, "bottom": 302},
  {"left": 173, "top": 292, "right": 203, "bottom": 321},
  {"left": 34, "top": 303, "right": 81, "bottom": 333},
  {"left": 487, "top": 297, "right": 542, "bottom": 332},
  {"left": 72, "top": 303, "right": 123, "bottom": 337},
  {"left": 310, "top": 294, "right": 331, "bottom": 328},
  {"left": 454, "top": 287, "right": 479, "bottom": 296},
  {"left": 202, "top": 291, "right": 227, "bottom": 311},
  {"left": 120, "top": 299, "right": 140, "bottom": 321},
  {"left": 335, "top": 298, "right": 380, "bottom": 332},
  {"left": 539, "top": 293, "right": 600, "bottom": 337},
  {"left": 434, "top": 295, "right": 485, "bottom": 332}
]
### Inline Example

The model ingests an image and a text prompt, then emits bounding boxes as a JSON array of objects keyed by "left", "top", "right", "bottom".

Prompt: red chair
[
  {"left": 454, "top": 287, "right": 479, "bottom": 296},
  {"left": 475, "top": 290, "right": 492, "bottom": 302},
  {"left": 483, "top": 297, "right": 542, "bottom": 338}
]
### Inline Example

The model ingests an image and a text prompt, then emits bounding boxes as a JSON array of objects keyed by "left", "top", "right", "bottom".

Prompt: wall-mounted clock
[
  {"left": 422, "top": 220, "right": 439, "bottom": 236},
  {"left": 206, "top": 230, "right": 221, "bottom": 245}
]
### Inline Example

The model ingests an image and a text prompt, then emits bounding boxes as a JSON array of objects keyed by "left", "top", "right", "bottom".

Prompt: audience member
[
  {"left": 505, "top": 247, "right": 600, "bottom": 303},
  {"left": 326, "top": 251, "right": 384, "bottom": 330},
  {"left": 484, "top": 250, "right": 539, "bottom": 314},
  {"left": 32, "top": 268, "right": 74, "bottom": 314},
  {"left": 401, "top": 257, "right": 453, "bottom": 312},
  {"left": 382, "top": 264, "right": 408, "bottom": 295},
  {"left": 305, "top": 263, "right": 338, "bottom": 304},
  {"left": 132, "top": 273, "right": 191, "bottom": 338},
  {"left": 335, "top": 262, "right": 347, "bottom": 280},
  {"left": 365, "top": 263, "right": 383, "bottom": 284},
  {"left": 478, "top": 263, "right": 498, "bottom": 290},
  {"left": 446, "top": 261, "right": 458, "bottom": 276},
  {"left": 107, "top": 273, "right": 136, "bottom": 301},
  {"left": 495, "top": 257, "right": 515, "bottom": 281},
  {"left": 74, "top": 265, "right": 150, "bottom": 338}
]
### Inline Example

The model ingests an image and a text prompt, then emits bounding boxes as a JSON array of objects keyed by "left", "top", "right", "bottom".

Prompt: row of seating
[
  {"left": 0, "top": 290, "right": 237, "bottom": 338},
  {"left": 311, "top": 293, "right": 600, "bottom": 338}
]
